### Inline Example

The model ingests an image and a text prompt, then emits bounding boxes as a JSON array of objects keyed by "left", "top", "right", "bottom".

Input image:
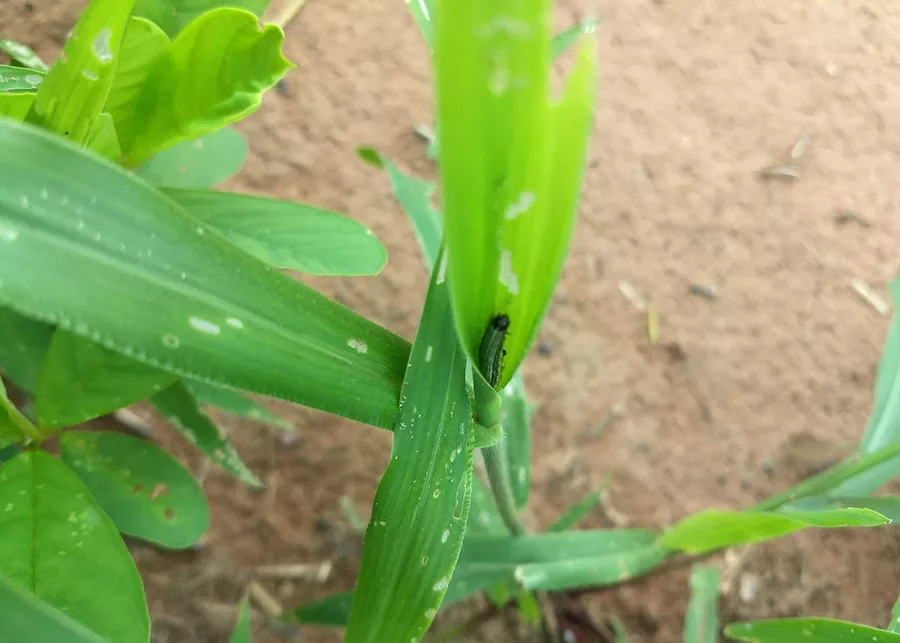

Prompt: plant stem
[{"left": 482, "top": 441, "right": 526, "bottom": 536}]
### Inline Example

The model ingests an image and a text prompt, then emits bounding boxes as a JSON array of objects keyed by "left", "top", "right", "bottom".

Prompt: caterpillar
[{"left": 478, "top": 314, "right": 510, "bottom": 389}]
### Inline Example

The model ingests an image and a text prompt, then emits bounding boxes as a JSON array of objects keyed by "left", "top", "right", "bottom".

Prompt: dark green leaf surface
[
  {"left": 0, "top": 120, "right": 409, "bottom": 431},
  {"left": 60, "top": 431, "right": 210, "bottom": 548},
  {"left": 187, "top": 379, "right": 293, "bottom": 431},
  {"left": 345, "top": 248, "right": 474, "bottom": 643},
  {"left": 0, "top": 572, "right": 107, "bottom": 643},
  {"left": 136, "top": 127, "right": 248, "bottom": 188},
  {"left": 134, "top": 0, "right": 271, "bottom": 38},
  {"left": 0, "top": 451, "right": 149, "bottom": 642},
  {"left": 726, "top": 618, "right": 900, "bottom": 642},
  {"left": 0, "top": 65, "right": 45, "bottom": 92},
  {"left": 661, "top": 508, "right": 888, "bottom": 555},
  {"left": 119, "top": 8, "right": 292, "bottom": 164},
  {"left": 684, "top": 566, "right": 721, "bottom": 643},
  {"left": 230, "top": 597, "right": 252, "bottom": 643},
  {"left": 164, "top": 188, "right": 387, "bottom": 276},
  {"left": 0, "top": 38, "right": 48, "bottom": 71},
  {"left": 26, "top": 0, "right": 134, "bottom": 145},
  {"left": 152, "top": 381, "right": 261, "bottom": 487},
  {"left": 37, "top": 331, "right": 177, "bottom": 427},
  {"left": 0, "top": 306, "right": 53, "bottom": 394}
]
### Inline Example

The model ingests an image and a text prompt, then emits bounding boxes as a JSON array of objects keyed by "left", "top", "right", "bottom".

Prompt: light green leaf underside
[
  {"left": 119, "top": 8, "right": 293, "bottom": 165},
  {"left": 60, "top": 431, "right": 210, "bottom": 549},
  {"left": 0, "top": 451, "right": 149, "bottom": 643},
  {"left": 0, "top": 572, "right": 106, "bottom": 643},
  {"left": 684, "top": 566, "right": 721, "bottom": 643},
  {"left": 133, "top": 0, "right": 271, "bottom": 38},
  {"left": 0, "top": 306, "right": 53, "bottom": 394},
  {"left": 0, "top": 38, "right": 49, "bottom": 72},
  {"left": 164, "top": 188, "right": 388, "bottom": 277},
  {"left": 0, "top": 65, "right": 45, "bottom": 92},
  {"left": 0, "top": 119, "right": 410, "bottom": 431},
  {"left": 725, "top": 618, "right": 900, "bottom": 642},
  {"left": 436, "top": 0, "right": 597, "bottom": 389},
  {"left": 661, "top": 508, "right": 889, "bottom": 555},
  {"left": 187, "top": 379, "right": 293, "bottom": 431},
  {"left": 152, "top": 381, "right": 261, "bottom": 487},
  {"left": 37, "top": 330, "right": 178, "bottom": 428},
  {"left": 136, "top": 126, "right": 248, "bottom": 188},
  {"left": 26, "top": 0, "right": 134, "bottom": 145},
  {"left": 345, "top": 248, "right": 474, "bottom": 643}
]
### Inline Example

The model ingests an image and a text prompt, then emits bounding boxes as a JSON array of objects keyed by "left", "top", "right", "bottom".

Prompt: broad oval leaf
[
  {"left": 26, "top": 0, "right": 135, "bottom": 145},
  {"left": 661, "top": 508, "right": 889, "bottom": 555},
  {"left": 136, "top": 127, "right": 248, "bottom": 188},
  {"left": 0, "top": 38, "right": 49, "bottom": 72},
  {"left": 37, "top": 330, "right": 178, "bottom": 428},
  {"left": 0, "top": 451, "right": 149, "bottom": 642},
  {"left": 151, "top": 381, "right": 261, "bottom": 487},
  {"left": 121, "top": 8, "right": 293, "bottom": 164},
  {"left": 0, "top": 65, "right": 45, "bottom": 92},
  {"left": 436, "top": 0, "right": 596, "bottom": 390},
  {"left": 164, "top": 188, "right": 388, "bottom": 276},
  {"left": 0, "top": 306, "right": 53, "bottom": 394},
  {"left": 0, "top": 119, "right": 409, "bottom": 431},
  {"left": 725, "top": 618, "right": 900, "bottom": 643},
  {"left": 134, "top": 0, "right": 271, "bottom": 38},
  {"left": 0, "top": 572, "right": 106, "bottom": 643},
  {"left": 345, "top": 248, "right": 474, "bottom": 643},
  {"left": 60, "top": 431, "right": 210, "bottom": 548}
]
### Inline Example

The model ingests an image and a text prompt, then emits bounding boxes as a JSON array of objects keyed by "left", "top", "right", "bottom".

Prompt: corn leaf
[
  {"left": 134, "top": 0, "right": 271, "bottom": 38},
  {"left": 783, "top": 495, "right": 900, "bottom": 523},
  {"left": 0, "top": 65, "right": 44, "bottom": 92},
  {"left": 163, "top": 188, "right": 388, "bottom": 277},
  {"left": 436, "top": 0, "right": 597, "bottom": 390},
  {"left": 37, "top": 331, "right": 178, "bottom": 428},
  {"left": 661, "top": 508, "right": 888, "bottom": 555},
  {"left": 0, "top": 451, "right": 149, "bottom": 642},
  {"left": 85, "top": 112, "right": 120, "bottom": 160},
  {"left": 0, "top": 93, "right": 35, "bottom": 119},
  {"left": 0, "top": 120, "right": 409, "bottom": 431},
  {"left": 0, "top": 572, "right": 106, "bottom": 643},
  {"left": 230, "top": 596, "right": 253, "bottom": 643},
  {"left": 684, "top": 566, "right": 721, "bottom": 643},
  {"left": 25, "top": 0, "right": 134, "bottom": 145},
  {"left": 187, "top": 379, "right": 293, "bottom": 431},
  {"left": 344, "top": 247, "right": 474, "bottom": 643},
  {"left": 0, "top": 38, "right": 48, "bottom": 72},
  {"left": 500, "top": 372, "right": 530, "bottom": 508},
  {"left": 60, "top": 431, "right": 210, "bottom": 549},
  {"left": 459, "top": 529, "right": 659, "bottom": 565},
  {"left": 151, "top": 381, "right": 261, "bottom": 487},
  {"left": 726, "top": 618, "right": 900, "bottom": 642},
  {"left": 0, "top": 306, "right": 53, "bottom": 394},
  {"left": 136, "top": 127, "right": 248, "bottom": 188},
  {"left": 118, "top": 8, "right": 292, "bottom": 165}
]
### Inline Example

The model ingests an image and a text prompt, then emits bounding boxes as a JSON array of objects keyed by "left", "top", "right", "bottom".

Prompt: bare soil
[{"left": 4, "top": 0, "right": 900, "bottom": 641}]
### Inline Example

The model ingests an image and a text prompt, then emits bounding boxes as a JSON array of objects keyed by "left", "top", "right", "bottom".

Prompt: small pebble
[
  {"left": 688, "top": 283, "right": 718, "bottom": 300},
  {"left": 277, "top": 431, "right": 300, "bottom": 447},
  {"left": 275, "top": 79, "right": 290, "bottom": 96},
  {"left": 537, "top": 339, "right": 553, "bottom": 356}
]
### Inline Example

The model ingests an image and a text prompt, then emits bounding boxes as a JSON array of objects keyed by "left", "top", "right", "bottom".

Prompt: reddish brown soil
[{"left": 4, "top": 0, "right": 900, "bottom": 641}]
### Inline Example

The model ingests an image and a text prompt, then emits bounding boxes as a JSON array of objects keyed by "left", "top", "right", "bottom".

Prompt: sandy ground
[{"left": 4, "top": 0, "right": 900, "bottom": 641}]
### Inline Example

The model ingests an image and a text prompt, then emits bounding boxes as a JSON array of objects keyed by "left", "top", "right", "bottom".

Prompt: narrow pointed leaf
[
  {"left": 60, "top": 431, "right": 210, "bottom": 549},
  {"left": 0, "top": 306, "right": 53, "bottom": 394},
  {"left": 136, "top": 127, "right": 248, "bottom": 188},
  {"left": 684, "top": 566, "right": 721, "bottom": 643},
  {"left": 661, "top": 508, "right": 888, "bottom": 555},
  {"left": 119, "top": 8, "right": 293, "bottom": 165},
  {"left": 550, "top": 19, "right": 599, "bottom": 58},
  {"left": 726, "top": 618, "right": 900, "bottom": 642},
  {"left": 783, "top": 495, "right": 900, "bottom": 523},
  {"left": 0, "top": 120, "right": 409, "bottom": 431},
  {"left": 0, "top": 38, "right": 48, "bottom": 72},
  {"left": 37, "top": 331, "right": 178, "bottom": 427},
  {"left": 187, "top": 379, "right": 293, "bottom": 431},
  {"left": 0, "top": 92, "right": 35, "bottom": 119},
  {"left": 0, "top": 572, "right": 107, "bottom": 643},
  {"left": 405, "top": 0, "right": 434, "bottom": 47},
  {"left": 548, "top": 484, "right": 607, "bottom": 532},
  {"left": 26, "top": 0, "right": 134, "bottom": 145},
  {"left": 0, "top": 65, "right": 45, "bottom": 92},
  {"left": 151, "top": 381, "right": 261, "bottom": 487},
  {"left": 436, "top": 0, "right": 596, "bottom": 389},
  {"left": 459, "top": 529, "right": 659, "bottom": 565},
  {"left": 230, "top": 597, "right": 253, "bottom": 643},
  {"left": 345, "top": 248, "right": 474, "bottom": 643},
  {"left": 163, "top": 188, "right": 387, "bottom": 276},
  {"left": 134, "top": 0, "right": 271, "bottom": 38},
  {"left": 0, "top": 451, "right": 149, "bottom": 642}
]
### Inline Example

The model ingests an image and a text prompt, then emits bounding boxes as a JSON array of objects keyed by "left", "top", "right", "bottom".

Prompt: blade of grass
[
  {"left": 725, "top": 618, "right": 900, "bottom": 642},
  {"left": 683, "top": 566, "right": 721, "bottom": 643},
  {"left": 230, "top": 596, "right": 253, "bottom": 643},
  {"left": 548, "top": 483, "right": 608, "bottom": 532}
]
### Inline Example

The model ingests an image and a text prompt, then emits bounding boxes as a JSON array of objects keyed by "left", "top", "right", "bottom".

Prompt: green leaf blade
[
  {"left": 0, "top": 451, "right": 149, "bottom": 643},
  {"left": 0, "top": 65, "right": 45, "bottom": 92},
  {"left": 725, "top": 618, "right": 900, "bottom": 642},
  {"left": 60, "top": 431, "right": 210, "bottom": 549},
  {"left": 134, "top": 0, "right": 271, "bottom": 38},
  {"left": 187, "top": 379, "right": 293, "bottom": 431},
  {"left": 230, "top": 597, "right": 253, "bottom": 643},
  {"left": 136, "top": 127, "right": 248, "bottom": 188},
  {"left": 684, "top": 566, "right": 721, "bottom": 643}
]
